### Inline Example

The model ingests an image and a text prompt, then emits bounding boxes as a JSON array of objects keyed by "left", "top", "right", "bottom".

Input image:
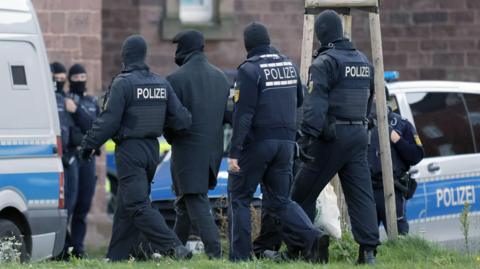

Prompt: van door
[{"left": 404, "top": 90, "right": 480, "bottom": 247}]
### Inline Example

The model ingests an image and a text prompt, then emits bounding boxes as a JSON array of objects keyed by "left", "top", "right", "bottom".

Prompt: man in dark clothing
[
  {"left": 80, "top": 35, "right": 192, "bottom": 261},
  {"left": 291, "top": 10, "right": 380, "bottom": 264},
  {"left": 227, "top": 22, "right": 327, "bottom": 262},
  {"left": 368, "top": 104, "right": 424, "bottom": 235},
  {"left": 65, "top": 63, "right": 100, "bottom": 258},
  {"left": 50, "top": 62, "right": 80, "bottom": 260},
  {"left": 165, "top": 29, "right": 229, "bottom": 259}
]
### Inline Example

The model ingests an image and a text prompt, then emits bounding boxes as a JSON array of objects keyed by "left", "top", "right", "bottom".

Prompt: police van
[
  {"left": 388, "top": 79, "right": 480, "bottom": 250},
  {"left": 0, "top": 1, "right": 67, "bottom": 261}
]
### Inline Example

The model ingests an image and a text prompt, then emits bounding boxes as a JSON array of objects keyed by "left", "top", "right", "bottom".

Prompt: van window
[
  {"left": 464, "top": 93, "right": 480, "bottom": 152},
  {"left": 11, "top": 65, "right": 27, "bottom": 86},
  {"left": 406, "top": 92, "right": 474, "bottom": 157}
]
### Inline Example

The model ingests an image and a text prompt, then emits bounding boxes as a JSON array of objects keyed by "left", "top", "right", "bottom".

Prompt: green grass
[{"left": 1, "top": 236, "right": 479, "bottom": 268}]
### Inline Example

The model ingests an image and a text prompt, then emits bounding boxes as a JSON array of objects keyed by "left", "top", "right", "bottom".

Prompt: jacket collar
[
  {"left": 183, "top": 51, "right": 207, "bottom": 65},
  {"left": 247, "top": 45, "right": 272, "bottom": 59},
  {"left": 319, "top": 38, "right": 355, "bottom": 52},
  {"left": 122, "top": 62, "right": 149, "bottom": 73}
]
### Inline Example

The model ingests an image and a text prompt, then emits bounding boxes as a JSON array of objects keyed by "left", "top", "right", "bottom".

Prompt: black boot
[
  {"left": 357, "top": 246, "right": 376, "bottom": 265},
  {"left": 304, "top": 233, "right": 330, "bottom": 263}
]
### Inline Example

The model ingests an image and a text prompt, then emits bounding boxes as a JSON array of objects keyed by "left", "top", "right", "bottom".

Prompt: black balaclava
[
  {"left": 172, "top": 30, "right": 204, "bottom": 66},
  {"left": 121, "top": 35, "right": 147, "bottom": 68},
  {"left": 50, "top": 62, "right": 66, "bottom": 93},
  {"left": 243, "top": 22, "right": 270, "bottom": 53},
  {"left": 314, "top": 10, "right": 344, "bottom": 47},
  {"left": 68, "top": 63, "right": 87, "bottom": 96}
]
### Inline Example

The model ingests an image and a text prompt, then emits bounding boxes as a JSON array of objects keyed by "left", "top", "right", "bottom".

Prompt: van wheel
[{"left": 0, "top": 219, "right": 28, "bottom": 262}]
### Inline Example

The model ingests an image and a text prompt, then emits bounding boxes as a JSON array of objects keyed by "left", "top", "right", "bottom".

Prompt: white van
[{"left": 0, "top": 0, "right": 67, "bottom": 261}]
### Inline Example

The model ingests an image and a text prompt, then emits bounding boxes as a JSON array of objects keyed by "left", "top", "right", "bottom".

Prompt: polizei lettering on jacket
[
  {"left": 136, "top": 87, "right": 167, "bottom": 100},
  {"left": 260, "top": 61, "right": 298, "bottom": 87},
  {"left": 344, "top": 65, "right": 370, "bottom": 78}
]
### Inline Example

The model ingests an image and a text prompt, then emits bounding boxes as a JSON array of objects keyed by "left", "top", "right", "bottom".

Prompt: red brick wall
[
  {"left": 103, "top": 0, "right": 480, "bottom": 84},
  {"left": 102, "top": 0, "right": 141, "bottom": 89},
  {"left": 352, "top": 0, "right": 480, "bottom": 81},
  {"left": 102, "top": 0, "right": 305, "bottom": 87},
  {"left": 33, "top": 0, "right": 103, "bottom": 95}
]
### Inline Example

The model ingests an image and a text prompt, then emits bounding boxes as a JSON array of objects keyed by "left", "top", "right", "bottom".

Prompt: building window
[
  {"left": 179, "top": 0, "right": 214, "bottom": 24},
  {"left": 162, "top": 0, "right": 235, "bottom": 40}
]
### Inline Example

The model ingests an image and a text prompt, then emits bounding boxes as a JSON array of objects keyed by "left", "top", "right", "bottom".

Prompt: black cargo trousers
[
  {"left": 292, "top": 125, "right": 380, "bottom": 249},
  {"left": 228, "top": 139, "right": 322, "bottom": 261},
  {"left": 106, "top": 138, "right": 182, "bottom": 261}
]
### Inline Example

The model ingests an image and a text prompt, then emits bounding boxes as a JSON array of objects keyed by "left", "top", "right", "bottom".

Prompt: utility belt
[
  {"left": 113, "top": 135, "right": 158, "bottom": 145},
  {"left": 372, "top": 172, "right": 417, "bottom": 200},
  {"left": 336, "top": 119, "right": 366, "bottom": 125}
]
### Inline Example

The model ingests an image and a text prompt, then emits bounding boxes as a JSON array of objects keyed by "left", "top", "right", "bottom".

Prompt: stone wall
[
  {"left": 353, "top": 0, "right": 480, "bottom": 81},
  {"left": 33, "top": 0, "right": 103, "bottom": 94},
  {"left": 103, "top": 0, "right": 480, "bottom": 83}
]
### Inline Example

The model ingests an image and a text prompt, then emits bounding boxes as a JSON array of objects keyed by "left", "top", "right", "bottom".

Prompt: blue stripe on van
[
  {"left": 0, "top": 144, "right": 56, "bottom": 157},
  {"left": 407, "top": 176, "right": 480, "bottom": 221},
  {"left": 0, "top": 172, "right": 59, "bottom": 201}
]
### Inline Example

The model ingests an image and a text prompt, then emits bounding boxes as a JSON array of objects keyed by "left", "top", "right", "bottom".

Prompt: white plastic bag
[{"left": 314, "top": 183, "right": 342, "bottom": 239}]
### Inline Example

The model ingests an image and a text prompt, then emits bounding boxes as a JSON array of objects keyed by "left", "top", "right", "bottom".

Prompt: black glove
[
  {"left": 296, "top": 132, "right": 315, "bottom": 163},
  {"left": 78, "top": 146, "right": 95, "bottom": 162}
]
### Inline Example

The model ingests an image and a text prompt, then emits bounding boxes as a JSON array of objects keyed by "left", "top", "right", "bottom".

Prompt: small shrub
[
  {"left": 0, "top": 236, "right": 22, "bottom": 263},
  {"left": 329, "top": 231, "right": 357, "bottom": 263}
]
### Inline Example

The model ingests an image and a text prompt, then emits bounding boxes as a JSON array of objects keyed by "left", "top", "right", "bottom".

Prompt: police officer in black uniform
[
  {"left": 80, "top": 35, "right": 192, "bottom": 261},
  {"left": 368, "top": 98, "right": 424, "bottom": 235},
  {"left": 51, "top": 62, "right": 76, "bottom": 169},
  {"left": 66, "top": 63, "right": 100, "bottom": 258},
  {"left": 227, "top": 22, "right": 327, "bottom": 262},
  {"left": 51, "top": 62, "right": 84, "bottom": 260},
  {"left": 291, "top": 10, "right": 379, "bottom": 264}
]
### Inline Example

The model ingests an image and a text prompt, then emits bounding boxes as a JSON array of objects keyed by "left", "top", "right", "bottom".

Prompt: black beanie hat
[
  {"left": 173, "top": 29, "right": 204, "bottom": 52},
  {"left": 50, "top": 62, "right": 66, "bottom": 74},
  {"left": 68, "top": 63, "right": 86, "bottom": 81},
  {"left": 243, "top": 22, "right": 271, "bottom": 53},
  {"left": 122, "top": 35, "right": 147, "bottom": 66},
  {"left": 173, "top": 30, "right": 205, "bottom": 66},
  {"left": 315, "top": 10, "right": 344, "bottom": 46}
]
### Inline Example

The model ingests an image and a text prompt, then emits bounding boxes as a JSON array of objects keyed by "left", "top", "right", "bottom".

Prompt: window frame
[
  {"left": 461, "top": 93, "right": 480, "bottom": 153},
  {"left": 8, "top": 62, "right": 29, "bottom": 90},
  {"left": 405, "top": 90, "right": 476, "bottom": 158}
]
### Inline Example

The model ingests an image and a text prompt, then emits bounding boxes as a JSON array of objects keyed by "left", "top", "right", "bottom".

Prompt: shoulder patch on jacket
[{"left": 414, "top": 134, "right": 422, "bottom": 146}]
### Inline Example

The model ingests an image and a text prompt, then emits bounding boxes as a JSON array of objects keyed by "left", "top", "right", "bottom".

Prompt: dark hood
[
  {"left": 50, "top": 62, "right": 66, "bottom": 74},
  {"left": 243, "top": 22, "right": 270, "bottom": 54},
  {"left": 121, "top": 35, "right": 147, "bottom": 67},
  {"left": 68, "top": 63, "right": 87, "bottom": 96},
  {"left": 315, "top": 10, "right": 344, "bottom": 47},
  {"left": 173, "top": 29, "right": 204, "bottom": 66}
]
